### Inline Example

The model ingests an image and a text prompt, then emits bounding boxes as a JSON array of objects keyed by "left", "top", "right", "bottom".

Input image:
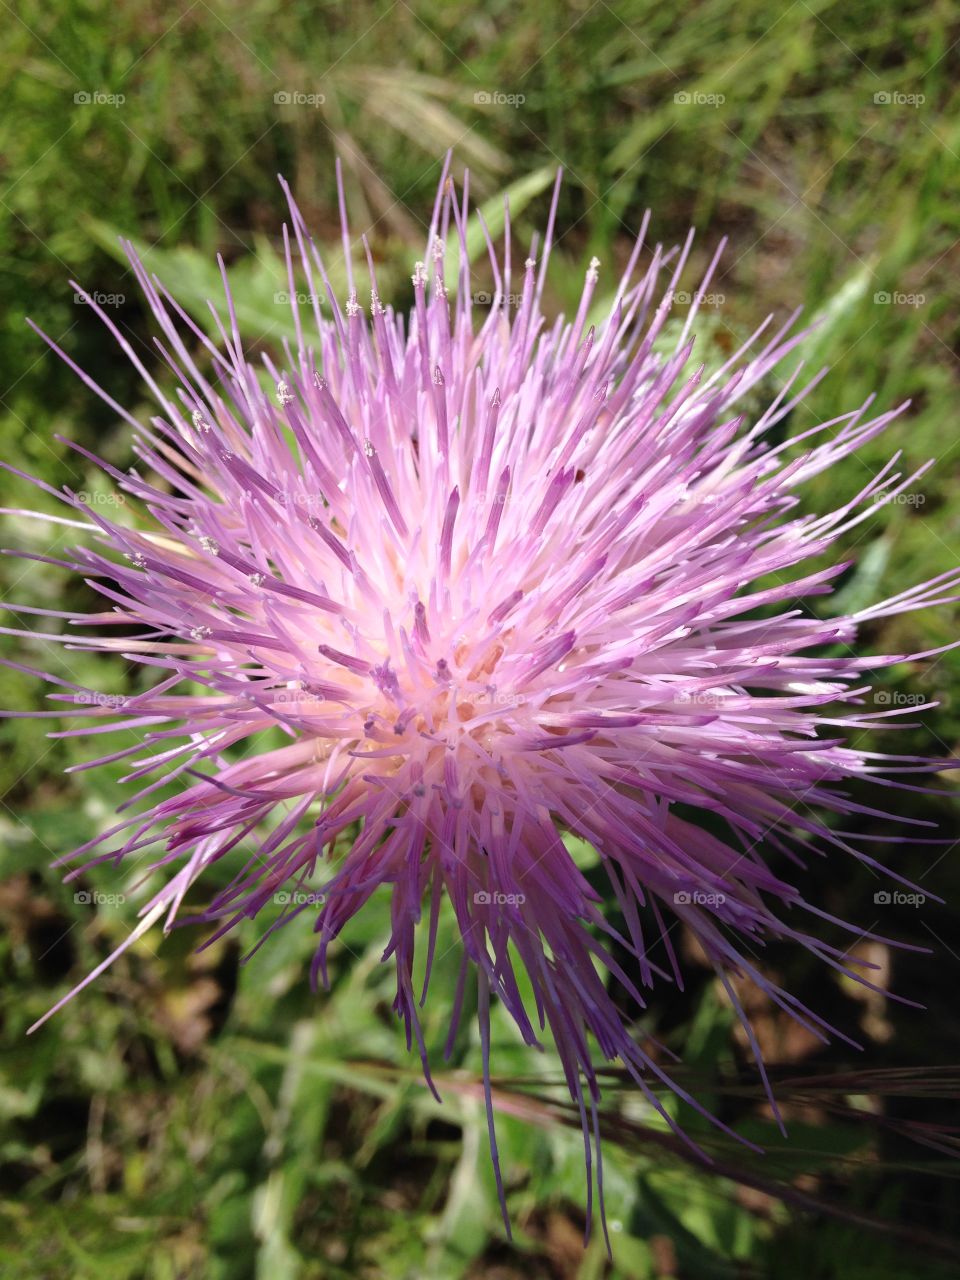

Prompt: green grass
[{"left": 1, "top": 1, "right": 959, "bottom": 1275}]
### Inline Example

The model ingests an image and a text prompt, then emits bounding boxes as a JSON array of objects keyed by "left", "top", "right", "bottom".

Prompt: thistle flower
[{"left": 6, "top": 158, "right": 956, "bottom": 1240}]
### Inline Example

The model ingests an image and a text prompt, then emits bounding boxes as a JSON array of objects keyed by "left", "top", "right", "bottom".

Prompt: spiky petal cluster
[{"left": 6, "top": 160, "right": 956, "bottom": 1238}]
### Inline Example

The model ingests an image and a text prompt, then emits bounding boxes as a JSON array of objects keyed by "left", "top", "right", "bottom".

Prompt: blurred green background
[{"left": 2, "top": 1, "right": 960, "bottom": 1276}]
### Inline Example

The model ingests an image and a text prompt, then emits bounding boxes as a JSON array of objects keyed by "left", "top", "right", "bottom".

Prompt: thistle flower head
[{"left": 8, "top": 157, "right": 957, "bottom": 1241}]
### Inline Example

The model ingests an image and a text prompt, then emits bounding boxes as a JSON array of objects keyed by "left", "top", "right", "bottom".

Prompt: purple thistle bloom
[{"left": 6, "top": 157, "right": 957, "bottom": 1241}]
